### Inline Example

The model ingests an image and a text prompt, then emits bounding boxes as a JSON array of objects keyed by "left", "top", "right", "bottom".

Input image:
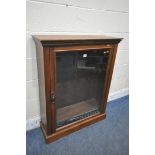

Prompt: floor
[{"left": 26, "top": 95, "right": 129, "bottom": 155}]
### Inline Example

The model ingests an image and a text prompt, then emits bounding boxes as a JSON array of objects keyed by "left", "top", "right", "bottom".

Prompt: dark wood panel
[
  {"left": 99, "top": 47, "right": 114, "bottom": 113},
  {"left": 43, "top": 47, "right": 52, "bottom": 135},
  {"left": 54, "top": 44, "right": 113, "bottom": 52},
  {"left": 32, "top": 35, "right": 122, "bottom": 47},
  {"left": 102, "top": 44, "right": 118, "bottom": 112},
  {"left": 49, "top": 49, "right": 57, "bottom": 133}
]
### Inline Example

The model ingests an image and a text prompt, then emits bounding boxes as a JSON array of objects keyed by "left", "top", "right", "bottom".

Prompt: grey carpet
[{"left": 26, "top": 95, "right": 129, "bottom": 155}]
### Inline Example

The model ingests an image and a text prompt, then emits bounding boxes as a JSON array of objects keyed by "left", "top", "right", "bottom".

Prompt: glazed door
[{"left": 54, "top": 47, "right": 111, "bottom": 128}]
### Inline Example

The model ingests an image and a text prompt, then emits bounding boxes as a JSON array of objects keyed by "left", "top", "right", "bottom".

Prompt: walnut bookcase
[{"left": 33, "top": 35, "right": 122, "bottom": 144}]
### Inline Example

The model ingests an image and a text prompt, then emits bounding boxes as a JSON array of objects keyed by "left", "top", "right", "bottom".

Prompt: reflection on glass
[{"left": 56, "top": 49, "right": 109, "bottom": 127}]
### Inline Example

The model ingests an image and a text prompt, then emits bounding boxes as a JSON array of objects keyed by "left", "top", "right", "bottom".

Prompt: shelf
[{"left": 57, "top": 98, "right": 99, "bottom": 127}]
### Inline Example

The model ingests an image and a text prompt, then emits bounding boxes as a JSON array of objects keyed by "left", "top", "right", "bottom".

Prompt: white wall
[{"left": 26, "top": 0, "right": 129, "bottom": 129}]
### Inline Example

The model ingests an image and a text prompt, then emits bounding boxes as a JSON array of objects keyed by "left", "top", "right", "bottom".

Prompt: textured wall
[{"left": 26, "top": 0, "right": 129, "bottom": 120}]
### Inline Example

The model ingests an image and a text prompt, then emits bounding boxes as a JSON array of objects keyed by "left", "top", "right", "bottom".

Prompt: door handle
[{"left": 50, "top": 94, "right": 56, "bottom": 103}]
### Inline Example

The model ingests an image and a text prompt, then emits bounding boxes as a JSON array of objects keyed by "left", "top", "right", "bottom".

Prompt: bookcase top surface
[{"left": 32, "top": 35, "right": 122, "bottom": 41}]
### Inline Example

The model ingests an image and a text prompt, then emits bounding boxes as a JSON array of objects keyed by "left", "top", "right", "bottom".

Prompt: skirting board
[
  {"left": 108, "top": 88, "right": 129, "bottom": 102},
  {"left": 26, "top": 88, "right": 129, "bottom": 131}
]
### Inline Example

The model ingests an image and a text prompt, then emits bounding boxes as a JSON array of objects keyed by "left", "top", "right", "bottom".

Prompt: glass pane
[{"left": 56, "top": 49, "right": 110, "bottom": 127}]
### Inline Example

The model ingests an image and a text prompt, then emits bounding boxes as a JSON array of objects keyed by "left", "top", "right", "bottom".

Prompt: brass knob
[{"left": 51, "top": 94, "right": 56, "bottom": 103}]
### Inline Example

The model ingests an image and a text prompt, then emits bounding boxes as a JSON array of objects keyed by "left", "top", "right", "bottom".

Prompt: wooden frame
[{"left": 33, "top": 35, "right": 122, "bottom": 144}]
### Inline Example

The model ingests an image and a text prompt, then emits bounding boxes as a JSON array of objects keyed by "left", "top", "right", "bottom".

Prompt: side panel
[{"left": 35, "top": 40, "right": 47, "bottom": 131}]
